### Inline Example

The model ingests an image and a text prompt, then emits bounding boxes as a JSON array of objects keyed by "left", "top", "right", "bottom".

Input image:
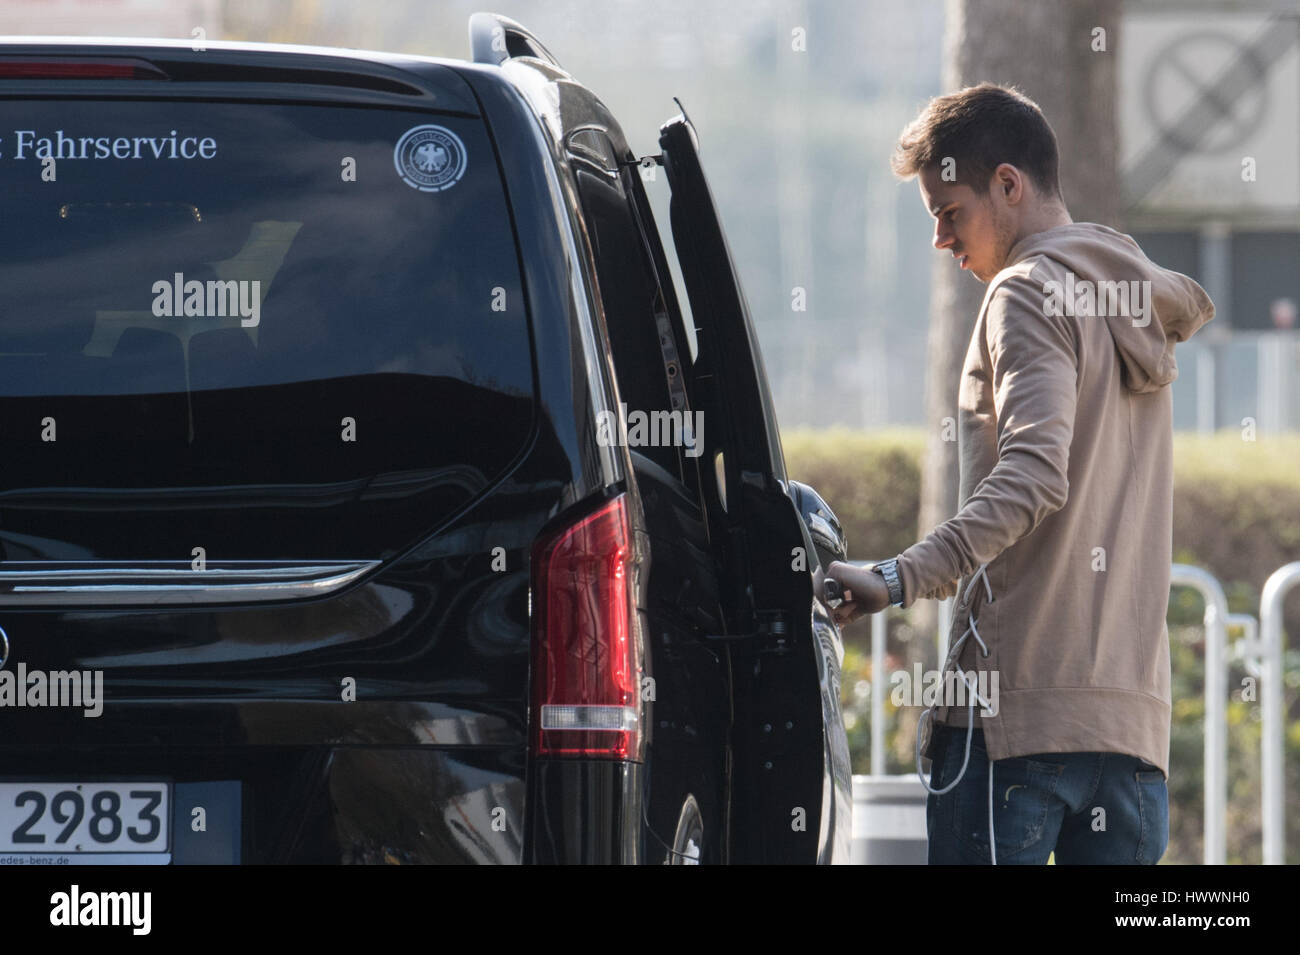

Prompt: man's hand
[{"left": 823, "top": 560, "right": 892, "bottom": 627}]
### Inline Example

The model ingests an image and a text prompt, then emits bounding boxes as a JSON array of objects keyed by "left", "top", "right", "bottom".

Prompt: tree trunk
[{"left": 910, "top": 0, "right": 1119, "bottom": 666}]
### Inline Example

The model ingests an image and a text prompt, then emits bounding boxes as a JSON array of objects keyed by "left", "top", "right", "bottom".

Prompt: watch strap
[{"left": 874, "top": 558, "right": 903, "bottom": 606}]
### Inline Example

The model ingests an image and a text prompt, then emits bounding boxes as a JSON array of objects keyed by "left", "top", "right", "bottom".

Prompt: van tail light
[
  {"left": 0, "top": 58, "right": 169, "bottom": 80},
  {"left": 530, "top": 494, "right": 641, "bottom": 759}
]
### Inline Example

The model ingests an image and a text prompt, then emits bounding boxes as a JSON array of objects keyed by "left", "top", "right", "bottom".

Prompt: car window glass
[{"left": 0, "top": 100, "right": 532, "bottom": 561}]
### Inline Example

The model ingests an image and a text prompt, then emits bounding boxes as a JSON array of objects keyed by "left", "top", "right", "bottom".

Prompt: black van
[{"left": 0, "top": 12, "right": 851, "bottom": 864}]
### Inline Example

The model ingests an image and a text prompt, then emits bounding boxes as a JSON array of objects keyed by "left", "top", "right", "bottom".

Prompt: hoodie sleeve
[{"left": 895, "top": 272, "right": 1078, "bottom": 608}]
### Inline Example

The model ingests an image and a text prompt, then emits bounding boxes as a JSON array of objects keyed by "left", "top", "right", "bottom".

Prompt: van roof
[{"left": 0, "top": 35, "right": 459, "bottom": 65}]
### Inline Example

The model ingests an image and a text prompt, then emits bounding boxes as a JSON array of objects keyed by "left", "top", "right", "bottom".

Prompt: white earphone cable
[{"left": 915, "top": 562, "right": 998, "bottom": 864}]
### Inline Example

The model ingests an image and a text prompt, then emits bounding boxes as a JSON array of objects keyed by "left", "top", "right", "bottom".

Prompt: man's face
[{"left": 918, "top": 164, "right": 1017, "bottom": 282}]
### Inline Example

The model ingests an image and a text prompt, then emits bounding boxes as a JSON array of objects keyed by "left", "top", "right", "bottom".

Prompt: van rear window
[{"left": 0, "top": 100, "right": 533, "bottom": 562}]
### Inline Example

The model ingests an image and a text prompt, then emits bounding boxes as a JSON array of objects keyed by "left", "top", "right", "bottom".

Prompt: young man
[{"left": 825, "top": 83, "right": 1214, "bottom": 864}]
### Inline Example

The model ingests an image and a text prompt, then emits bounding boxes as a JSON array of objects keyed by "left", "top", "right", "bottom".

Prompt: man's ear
[{"left": 994, "top": 163, "right": 1023, "bottom": 203}]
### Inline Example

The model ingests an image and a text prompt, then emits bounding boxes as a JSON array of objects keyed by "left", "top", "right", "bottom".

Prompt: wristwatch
[{"left": 873, "top": 558, "right": 903, "bottom": 606}]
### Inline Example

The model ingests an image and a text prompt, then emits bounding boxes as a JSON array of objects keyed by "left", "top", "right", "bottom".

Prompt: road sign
[{"left": 1121, "top": 12, "right": 1300, "bottom": 212}]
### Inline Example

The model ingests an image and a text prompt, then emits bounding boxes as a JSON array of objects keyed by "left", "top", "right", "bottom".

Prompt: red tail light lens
[
  {"left": 0, "top": 58, "right": 168, "bottom": 80},
  {"left": 530, "top": 494, "right": 641, "bottom": 759}
]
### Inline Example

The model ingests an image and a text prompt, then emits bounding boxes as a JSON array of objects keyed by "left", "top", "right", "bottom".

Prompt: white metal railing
[
  {"left": 870, "top": 611, "right": 886, "bottom": 776},
  {"left": 1258, "top": 562, "right": 1300, "bottom": 865},
  {"left": 1169, "top": 565, "right": 1229, "bottom": 865}
]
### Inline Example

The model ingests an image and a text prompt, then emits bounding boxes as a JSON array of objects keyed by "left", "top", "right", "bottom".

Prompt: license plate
[{"left": 0, "top": 782, "right": 170, "bottom": 864}]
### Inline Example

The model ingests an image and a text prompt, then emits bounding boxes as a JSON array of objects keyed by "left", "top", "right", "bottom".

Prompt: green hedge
[{"left": 783, "top": 427, "right": 1300, "bottom": 864}]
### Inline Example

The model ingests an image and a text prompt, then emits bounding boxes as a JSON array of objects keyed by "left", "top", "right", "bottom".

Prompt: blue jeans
[{"left": 925, "top": 723, "right": 1169, "bottom": 865}]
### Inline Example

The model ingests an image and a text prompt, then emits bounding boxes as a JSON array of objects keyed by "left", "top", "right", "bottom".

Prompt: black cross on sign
[
  {"left": 1124, "top": 15, "right": 1297, "bottom": 204},
  {"left": 1145, "top": 31, "right": 1269, "bottom": 154}
]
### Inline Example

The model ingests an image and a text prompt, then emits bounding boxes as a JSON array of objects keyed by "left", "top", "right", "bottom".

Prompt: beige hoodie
[{"left": 899, "top": 222, "right": 1215, "bottom": 778}]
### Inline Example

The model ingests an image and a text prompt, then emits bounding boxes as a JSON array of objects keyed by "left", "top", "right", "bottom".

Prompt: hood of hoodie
[{"left": 1001, "top": 222, "right": 1215, "bottom": 393}]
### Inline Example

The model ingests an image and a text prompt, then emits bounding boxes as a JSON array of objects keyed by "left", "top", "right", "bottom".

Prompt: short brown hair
[{"left": 891, "top": 82, "right": 1062, "bottom": 199}]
